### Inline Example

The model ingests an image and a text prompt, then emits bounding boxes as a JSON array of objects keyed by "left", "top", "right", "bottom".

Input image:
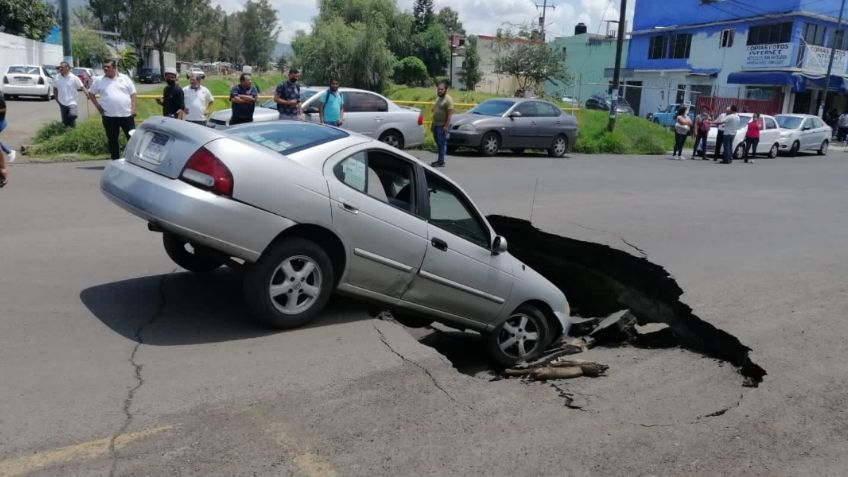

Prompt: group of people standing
[{"left": 672, "top": 104, "right": 761, "bottom": 164}]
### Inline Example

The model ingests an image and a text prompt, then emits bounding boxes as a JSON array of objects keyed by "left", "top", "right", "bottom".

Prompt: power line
[{"left": 536, "top": 0, "right": 556, "bottom": 41}]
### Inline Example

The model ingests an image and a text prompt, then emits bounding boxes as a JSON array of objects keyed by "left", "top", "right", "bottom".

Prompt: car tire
[
  {"left": 479, "top": 132, "right": 500, "bottom": 156},
  {"left": 243, "top": 237, "right": 334, "bottom": 329},
  {"left": 768, "top": 143, "right": 779, "bottom": 158},
  {"left": 378, "top": 130, "right": 404, "bottom": 149},
  {"left": 163, "top": 233, "right": 221, "bottom": 273},
  {"left": 790, "top": 140, "right": 800, "bottom": 156},
  {"left": 734, "top": 143, "right": 745, "bottom": 159},
  {"left": 485, "top": 304, "right": 552, "bottom": 367},
  {"left": 548, "top": 134, "right": 569, "bottom": 158},
  {"left": 818, "top": 140, "right": 828, "bottom": 155}
]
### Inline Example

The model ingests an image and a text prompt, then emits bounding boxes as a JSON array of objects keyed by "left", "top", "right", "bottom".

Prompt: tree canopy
[
  {"left": 495, "top": 41, "right": 572, "bottom": 95},
  {"left": 0, "top": 0, "right": 56, "bottom": 41}
]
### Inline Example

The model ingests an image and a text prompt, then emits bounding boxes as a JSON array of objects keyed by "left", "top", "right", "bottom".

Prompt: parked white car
[
  {"left": 706, "top": 113, "right": 782, "bottom": 159},
  {"left": 775, "top": 114, "right": 831, "bottom": 155},
  {"left": 2, "top": 65, "right": 54, "bottom": 100}
]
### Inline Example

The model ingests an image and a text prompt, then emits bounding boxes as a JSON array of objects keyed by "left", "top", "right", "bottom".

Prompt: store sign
[
  {"left": 802, "top": 44, "right": 848, "bottom": 74},
  {"left": 744, "top": 43, "right": 792, "bottom": 68}
]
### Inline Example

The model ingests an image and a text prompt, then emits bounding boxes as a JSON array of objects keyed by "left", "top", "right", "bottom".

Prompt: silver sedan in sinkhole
[{"left": 100, "top": 117, "right": 571, "bottom": 365}]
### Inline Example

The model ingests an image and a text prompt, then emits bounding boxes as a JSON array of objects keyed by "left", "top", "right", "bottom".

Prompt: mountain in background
[{"left": 274, "top": 43, "right": 293, "bottom": 58}]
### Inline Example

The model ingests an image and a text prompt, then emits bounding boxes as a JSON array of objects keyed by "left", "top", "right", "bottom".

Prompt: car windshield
[
  {"left": 468, "top": 100, "right": 515, "bottom": 116},
  {"left": 43, "top": 66, "right": 58, "bottom": 77},
  {"left": 7, "top": 66, "right": 40, "bottom": 74},
  {"left": 225, "top": 122, "right": 349, "bottom": 155},
  {"left": 776, "top": 116, "right": 803, "bottom": 129}
]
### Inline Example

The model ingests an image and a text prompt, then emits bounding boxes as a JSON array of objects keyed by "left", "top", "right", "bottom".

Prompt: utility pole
[
  {"left": 607, "top": 0, "right": 628, "bottom": 132},
  {"left": 536, "top": 0, "right": 556, "bottom": 42},
  {"left": 816, "top": 0, "right": 846, "bottom": 118},
  {"left": 60, "top": 0, "right": 72, "bottom": 63}
]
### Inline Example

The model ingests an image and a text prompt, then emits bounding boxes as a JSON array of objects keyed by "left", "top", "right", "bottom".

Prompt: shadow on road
[
  {"left": 449, "top": 148, "right": 572, "bottom": 159},
  {"left": 76, "top": 165, "right": 106, "bottom": 171},
  {"left": 80, "top": 268, "right": 373, "bottom": 346}
]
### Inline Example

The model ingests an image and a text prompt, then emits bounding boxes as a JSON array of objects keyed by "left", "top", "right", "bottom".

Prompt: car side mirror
[
  {"left": 492, "top": 235, "right": 508, "bottom": 254},
  {"left": 803, "top": 126, "right": 811, "bottom": 131},
  {"left": 508, "top": 111, "right": 522, "bottom": 119}
]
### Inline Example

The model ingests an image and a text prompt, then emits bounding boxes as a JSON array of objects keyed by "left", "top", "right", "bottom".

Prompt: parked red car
[{"left": 72, "top": 68, "right": 93, "bottom": 88}]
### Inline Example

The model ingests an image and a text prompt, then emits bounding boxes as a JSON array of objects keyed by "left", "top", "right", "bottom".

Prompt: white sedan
[
  {"left": 2, "top": 65, "right": 54, "bottom": 100},
  {"left": 706, "top": 113, "right": 782, "bottom": 159},
  {"left": 775, "top": 114, "right": 832, "bottom": 155}
]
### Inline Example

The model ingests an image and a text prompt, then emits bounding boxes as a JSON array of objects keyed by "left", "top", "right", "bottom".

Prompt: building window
[
  {"left": 835, "top": 29, "right": 847, "bottom": 50},
  {"left": 720, "top": 29, "right": 734, "bottom": 48},
  {"left": 803, "top": 23, "right": 827, "bottom": 46},
  {"left": 648, "top": 35, "right": 667, "bottom": 59},
  {"left": 747, "top": 22, "right": 792, "bottom": 45},
  {"left": 670, "top": 33, "right": 692, "bottom": 58}
]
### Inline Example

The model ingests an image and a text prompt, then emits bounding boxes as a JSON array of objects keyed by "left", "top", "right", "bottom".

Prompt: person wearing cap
[{"left": 156, "top": 67, "right": 185, "bottom": 119}]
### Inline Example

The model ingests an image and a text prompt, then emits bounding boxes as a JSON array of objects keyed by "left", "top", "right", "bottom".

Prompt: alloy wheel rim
[
  {"left": 497, "top": 313, "right": 542, "bottom": 359},
  {"left": 554, "top": 137, "right": 566, "bottom": 155},
  {"left": 382, "top": 135, "right": 400, "bottom": 147},
  {"left": 268, "top": 255, "right": 322, "bottom": 315},
  {"left": 484, "top": 136, "right": 498, "bottom": 153}
]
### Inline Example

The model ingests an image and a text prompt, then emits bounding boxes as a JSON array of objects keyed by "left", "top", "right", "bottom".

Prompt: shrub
[
  {"left": 28, "top": 119, "right": 127, "bottom": 156},
  {"left": 33, "top": 121, "right": 68, "bottom": 144},
  {"left": 393, "top": 56, "right": 429, "bottom": 87}
]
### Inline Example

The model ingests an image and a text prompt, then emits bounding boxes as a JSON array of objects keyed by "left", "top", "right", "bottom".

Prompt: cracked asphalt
[{"left": 1, "top": 150, "right": 847, "bottom": 476}]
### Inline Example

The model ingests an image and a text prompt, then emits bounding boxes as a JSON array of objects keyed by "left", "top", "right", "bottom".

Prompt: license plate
[
  {"left": 141, "top": 133, "right": 169, "bottom": 164},
  {"left": 15, "top": 77, "right": 30, "bottom": 83}
]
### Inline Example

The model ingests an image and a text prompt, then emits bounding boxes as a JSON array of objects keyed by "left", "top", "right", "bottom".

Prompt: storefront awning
[
  {"left": 726, "top": 71, "right": 807, "bottom": 92},
  {"left": 807, "top": 75, "right": 848, "bottom": 92},
  {"left": 687, "top": 68, "right": 720, "bottom": 77}
]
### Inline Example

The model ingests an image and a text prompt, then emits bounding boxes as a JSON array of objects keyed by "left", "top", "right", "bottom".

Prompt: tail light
[
  {"left": 180, "top": 147, "right": 234, "bottom": 196},
  {"left": 3, "top": 77, "right": 8, "bottom": 84},
  {"left": 417, "top": 112, "right": 423, "bottom": 126},
  {"left": 38, "top": 77, "right": 45, "bottom": 85}
]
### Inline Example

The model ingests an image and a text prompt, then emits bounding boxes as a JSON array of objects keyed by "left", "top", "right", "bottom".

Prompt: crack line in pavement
[
  {"left": 107, "top": 270, "right": 173, "bottom": 477},
  {"left": 373, "top": 324, "right": 458, "bottom": 403},
  {"left": 692, "top": 394, "right": 744, "bottom": 422},
  {"left": 567, "top": 220, "right": 649, "bottom": 259}
]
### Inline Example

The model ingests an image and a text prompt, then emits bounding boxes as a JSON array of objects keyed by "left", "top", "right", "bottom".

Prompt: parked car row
[{"left": 704, "top": 113, "right": 832, "bottom": 158}]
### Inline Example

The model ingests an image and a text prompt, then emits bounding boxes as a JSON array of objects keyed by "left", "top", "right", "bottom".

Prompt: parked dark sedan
[
  {"left": 447, "top": 98, "right": 578, "bottom": 157},
  {"left": 137, "top": 68, "right": 162, "bottom": 83},
  {"left": 584, "top": 93, "right": 634, "bottom": 115}
]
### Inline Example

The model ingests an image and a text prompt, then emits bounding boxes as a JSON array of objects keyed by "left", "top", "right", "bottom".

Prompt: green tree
[
  {"left": 412, "top": 0, "right": 434, "bottom": 33},
  {"left": 458, "top": 35, "right": 481, "bottom": 91},
  {"left": 71, "top": 28, "right": 110, "bottom": 67},
  {"left": 436, "top": 7, "right": 464, "bottom": 35},
  {"left": 240, "top": 0, "right": 281, "bottom": 66},
  {"left": 0, "top": 0, "right": 56, "bottom": 40},
  {"left": 412, "top": 23, "right": 449, "bottom": 78},
  {"left": 88, "top": 0, "right": 122, "bottom": 32},
  {"left": 386, "top": 11, "right": 414, "bottom": 59},
  {"left": 150, "top": 0, "right": 198, "bottom": 73},
  {"left": 393, "top": 56, "right": 428, "bottom": 86},
  {"left": 495, "top": 42, "right": 571, "bottom": 96},
  {"left": 116, "top": 46, "right": 139, "bottom": 74},
  {"left": 72, "top": 6, "right": 100, "bottom": 29}
]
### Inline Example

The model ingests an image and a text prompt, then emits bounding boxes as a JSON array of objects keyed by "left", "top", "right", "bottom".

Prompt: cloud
[{"left": 280, "top": 20, "right": 313, "bottom": 43}]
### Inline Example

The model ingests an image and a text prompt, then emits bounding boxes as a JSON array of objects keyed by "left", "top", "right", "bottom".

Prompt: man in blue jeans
[
  {"left": 318, "top": 78, "right": 344, "bottom": 126},
  {"left": 717, "top": 104, "right": 740, "bottom": 164},
  {"left": 430, "top": 81, "right": 453, "bottom": 167}
]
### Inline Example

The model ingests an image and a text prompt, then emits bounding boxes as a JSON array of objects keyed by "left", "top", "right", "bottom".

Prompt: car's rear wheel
[
  {"left": 379, "top": 130, "right": 404, "bottom": 149},
  {"left": 790, "top": 140, "right": 800, "bottom": 156},
  {"left": 485, "top": 304, "right": 551, "bottom": 367},
  {"left": 480, "top": 132, "right": 500, "bottom": 156},
  {"left": 162, "top": 233, "right": 221, "bottom": 273},
  {"left": 768, "top": 143, "right": 779, "bottom": 158},
  {"left": 818, "top": 139, "right": 828, "bottom": 155},
  {"left": 549, "top": 134, "right": 569, "bottom": 158},
  {"left": 243, "top": 238, "right": 334, "bottom": 329},
  {"left": 734, "top": 143, "right": 745, "bottom": 159}
]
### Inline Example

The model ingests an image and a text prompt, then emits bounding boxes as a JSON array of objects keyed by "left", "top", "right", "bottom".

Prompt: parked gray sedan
[
  {"left": 208, "top": 87, "right": 425, "bottom": 149},
  {"left": 101, "top": 117, "right": 571, "bottom": 365},
  {"left": 448, "top": 98, "right": 578, "bottom": 157}
]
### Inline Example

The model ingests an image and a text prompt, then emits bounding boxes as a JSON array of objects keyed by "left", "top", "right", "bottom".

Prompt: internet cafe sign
[
  {"left": 802, "top": 44, "right": 848, "bottom": 74},
  {"left": 744, "top": 43, "right": 792, "bottom": 68}
]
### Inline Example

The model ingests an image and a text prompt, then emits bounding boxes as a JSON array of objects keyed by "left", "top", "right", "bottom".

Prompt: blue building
[{"left": 627, "top": 0, "right": 848, "bottom": 117}]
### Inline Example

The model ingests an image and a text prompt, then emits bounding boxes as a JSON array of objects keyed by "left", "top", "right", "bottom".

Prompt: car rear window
[
  {"left": 225, "top": 122, "right": 349, "bottom": 155},
  {"left": 8, "top": 66, "right": 40, "bottom": 74}
]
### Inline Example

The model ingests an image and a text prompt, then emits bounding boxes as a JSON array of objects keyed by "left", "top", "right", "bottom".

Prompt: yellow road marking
[{"left": 0, "top": 425, "right": 173, "bottom": 477}]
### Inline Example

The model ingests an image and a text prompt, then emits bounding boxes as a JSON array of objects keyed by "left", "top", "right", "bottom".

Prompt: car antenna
[{"left": 529, "top": 178, "right": 539, "bottom": 222}]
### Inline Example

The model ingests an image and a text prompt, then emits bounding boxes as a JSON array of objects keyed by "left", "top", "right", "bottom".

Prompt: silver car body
[
  {"left": 2, "top": 65, "right": 53, "bottom": 99},
  {"left": 775, "top": 114, "right": 832, "bottom": 154},
  {"left": 448, "top": 98, "right": 578, "bottom": 155},
  {"left": 208, "top": 87, "right": 425, "bottom": 149},
  {"left": 706, "top": 113, "right": 782, "bottom": 158},
  {"left": 101, "top": 117, "right": 570, "bottom": 336}
]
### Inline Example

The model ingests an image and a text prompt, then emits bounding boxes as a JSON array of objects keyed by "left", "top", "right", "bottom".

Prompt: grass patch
[
  {"left": 29, "top": 118, "right": 125, "bottom": 157},
  {"left": 573, "top": 110, "right": 680, "bottom": 154}
]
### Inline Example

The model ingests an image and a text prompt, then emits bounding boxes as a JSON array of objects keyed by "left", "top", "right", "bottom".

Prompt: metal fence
[{"left": 696, "top": 95, "right": 784, "bottom": 116}]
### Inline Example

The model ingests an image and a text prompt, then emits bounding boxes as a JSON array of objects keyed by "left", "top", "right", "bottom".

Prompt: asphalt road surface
[{"left": 1, "top": 151, "right": 847, "bottom": 476}]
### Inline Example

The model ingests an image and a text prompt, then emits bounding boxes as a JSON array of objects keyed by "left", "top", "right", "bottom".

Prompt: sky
[{"left": 211, "top": 0, "right": 636, "bottom": 44}]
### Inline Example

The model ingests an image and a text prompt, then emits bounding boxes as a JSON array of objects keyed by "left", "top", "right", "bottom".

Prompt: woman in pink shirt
[{"left": 743, "top": 112, "right": 762, "bottom": 164}]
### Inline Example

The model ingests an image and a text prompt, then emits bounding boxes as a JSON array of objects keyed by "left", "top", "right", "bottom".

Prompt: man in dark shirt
[
  {"left": 156, "top": 67, "right": 185, "bottom": 118},
  {"left": 229, "top": 73, "right": 258, "bottom": 125},
  {"left": 274, "top": 68, "right": 301, "bottom": 120}
]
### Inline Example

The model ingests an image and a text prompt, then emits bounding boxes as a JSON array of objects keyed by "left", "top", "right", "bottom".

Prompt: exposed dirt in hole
[{"left": 485, "top": 215, "right": 766, "bottom": 387}]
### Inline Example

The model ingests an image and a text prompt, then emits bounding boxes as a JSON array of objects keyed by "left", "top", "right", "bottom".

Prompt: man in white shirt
[
  {"left": 183, "top": 74, "right": 214, "bottom": 125},
  {"left": 713, "top": 106, "right": 730, "bottom": 161},
  {"left": 53, "top": 62, "right": 85, "bottom": 128},
  {"left": 87, "top": 59, "right": 137, "bottom": 160},
  {"left": 716, "top": 104, "right": 740, "bottom": 164}
]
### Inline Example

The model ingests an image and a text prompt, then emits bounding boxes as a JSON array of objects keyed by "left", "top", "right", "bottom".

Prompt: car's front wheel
[
  {"left": 818, "top": 139, "right": 828, "bottom": 155},
  {"left": 243, "top": 238, "right": 334, "bottom": 329},
  {"left": 790, "top": 140, "right": 800, "bottom": 156},
  {"left": 768, "top": 143, "right": 779, "bottom": 158},
  {"left": 549, "top": 134, "right": 569, "bottom": 158},
  {"left": 734, "top": 143, "right": 745, "bottom": 159},
  {"left": 479, "top": 132, "right": 500, "bottom": 156},
  {"left": 163, "top": 233, "right": 221, "bottom": 273},
  {"left": 378, "top": 130, "right": 404, "bottom": 149},
  {"left": 485, "top": 305, "right": 551, "bottom": 367}
]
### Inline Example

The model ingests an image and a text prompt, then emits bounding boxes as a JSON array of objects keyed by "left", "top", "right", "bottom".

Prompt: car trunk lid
[{"left": 124, "top": 116, "right": 226, "bottom": 179}]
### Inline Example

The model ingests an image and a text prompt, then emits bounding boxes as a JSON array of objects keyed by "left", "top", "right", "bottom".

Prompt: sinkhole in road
[{"left": 414, "top": 215, "right": 766, "bottom": 387}]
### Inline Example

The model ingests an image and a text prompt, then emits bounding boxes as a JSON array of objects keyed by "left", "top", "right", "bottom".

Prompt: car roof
[{"left": 775, "top": 113, "right": 813, "bottom": 118}]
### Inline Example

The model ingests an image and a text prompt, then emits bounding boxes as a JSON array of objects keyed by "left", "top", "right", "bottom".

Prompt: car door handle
[
  {"left": 338, "top": 199, "right": 359, "bottom": 214},
  {"left": 431, "top": 237, "right": 448, "bottom": 251}
]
